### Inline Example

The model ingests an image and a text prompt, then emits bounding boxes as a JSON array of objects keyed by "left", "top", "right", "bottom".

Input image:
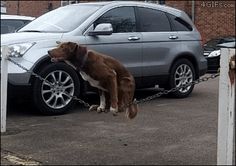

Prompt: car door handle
[
  {"left": 128, "top": 36, "right": 140, "bottom": 41},
  {"left": 169, "top": 35, "right": 178, "bottom": 40}
]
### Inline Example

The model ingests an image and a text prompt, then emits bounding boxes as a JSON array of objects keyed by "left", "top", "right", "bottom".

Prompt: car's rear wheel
[
  {"left": 33, "top": 62, "right": 80, "bottom": 115},
  {"left": 168, "top": 59, "right": 195, "bottom": 98}
]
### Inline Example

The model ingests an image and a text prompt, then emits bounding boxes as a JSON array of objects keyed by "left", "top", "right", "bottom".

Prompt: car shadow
[
  {"left": 7, "top": 99, "right": 41, "bottom": 116},
  {"left": 6, "top": 87, "right": 167, "bottom": 116}
]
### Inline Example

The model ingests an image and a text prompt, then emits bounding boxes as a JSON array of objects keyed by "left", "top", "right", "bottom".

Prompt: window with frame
[
  {"left": 94, "top": 7, "right": 136, "bottom": 33},
  {"left": 167, "top": 13, "right": 193, "bottom": 31},
  {"left": 137, "top": 7, "right": 171, "bottom": 32},
  {"left": 1, "top": 19, "right": 26, "bottom": 34}
]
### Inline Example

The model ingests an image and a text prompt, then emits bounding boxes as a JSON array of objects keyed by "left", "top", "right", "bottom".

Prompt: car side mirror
[{"left": 88, "top": 23, "right": 113, "bottom": 36}]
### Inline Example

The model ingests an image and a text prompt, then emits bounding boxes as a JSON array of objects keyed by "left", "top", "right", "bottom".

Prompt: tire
[
  {"left": 33, "top": 62, "right": 80, "bottom": 115},
  {"left": 168, "top": 59, "right": 196, "bottom": 98}
]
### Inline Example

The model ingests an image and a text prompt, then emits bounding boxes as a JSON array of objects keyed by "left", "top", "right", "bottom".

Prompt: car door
[
  {"left": 85, "top": 6, "right": 142, "bottom": 86},
  {"left": 136, "top": 7, "right": 179, "bottom": 87}
]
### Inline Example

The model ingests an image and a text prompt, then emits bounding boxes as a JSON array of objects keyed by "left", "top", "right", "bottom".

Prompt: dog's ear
[
  {"left": 78, "top": 45, "right": 87, "bottom": 56},
  {"left": 68, "top": 42, "right": 78, "bottom": 54}
]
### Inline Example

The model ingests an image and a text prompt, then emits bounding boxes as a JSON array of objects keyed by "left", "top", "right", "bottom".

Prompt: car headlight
[
  {"left": 7, "top": 42, "right": 35, "bottom": 58},
  {"left": 208, "top": 50, "right": 220, "bottom": 58}
]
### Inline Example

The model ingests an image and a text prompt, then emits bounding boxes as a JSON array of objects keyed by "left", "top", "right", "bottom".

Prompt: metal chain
[
  {"left": 7, "top": 57, "right": 91, "bottom": 108},
  {"left": 134, "top": 72, "right": 220, "bottom": 105},
  {"left": 7, "top": 58, "right": 52, "bottom": 85},
  {"left": 6, "top": 57, "right": 219, "bottom": 108}
]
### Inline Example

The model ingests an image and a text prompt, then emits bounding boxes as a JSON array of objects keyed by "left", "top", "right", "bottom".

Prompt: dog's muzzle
[{"left": 48, "top": 51, "right": 57, "bottom": 62}]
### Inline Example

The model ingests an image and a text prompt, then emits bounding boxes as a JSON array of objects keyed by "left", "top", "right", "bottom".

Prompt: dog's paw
[
  {"left": 89, "top": 105, "right": 99, "bottom": 111},
  {"left": 97, "top": 106, "right": 105, "bottom": 113},
  {"left": 110, "top": 107, "right": 118, "bottom": 116}
]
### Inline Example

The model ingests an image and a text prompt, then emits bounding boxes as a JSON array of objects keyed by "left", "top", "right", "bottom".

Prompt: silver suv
[{"left": 1, "top": 1, "right": 207, "bottom": 115}]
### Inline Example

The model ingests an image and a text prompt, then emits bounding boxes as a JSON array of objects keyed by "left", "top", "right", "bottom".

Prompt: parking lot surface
[{"left": 1, "top": 75, "right": 219, "bottom": 165}]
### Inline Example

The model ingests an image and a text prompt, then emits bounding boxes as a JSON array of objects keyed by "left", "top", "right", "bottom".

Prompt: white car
[{"left": 1, "top": 14, "right": 35, "bottom": 34}]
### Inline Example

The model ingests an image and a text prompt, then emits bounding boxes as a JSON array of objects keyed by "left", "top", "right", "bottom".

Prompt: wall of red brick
[
  {"left": 166, "top": 1, "right": 192, "bottom": 16},
  {"left": 194, "top": 1, "right": 235, "bottom": 43},
  {"left": 164, "top": 1, "right": 235, "bottom": 43},
  {"left": 6, "top": 1, "right": 60, "bottom": 17},
  {"left": 4, "top": 1, "right": 235, "bottom": 44}
]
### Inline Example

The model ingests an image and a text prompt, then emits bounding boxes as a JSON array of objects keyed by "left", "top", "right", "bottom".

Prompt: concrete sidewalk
[{"left": 1, "top": 77, "right": 222, "bottom": 165}]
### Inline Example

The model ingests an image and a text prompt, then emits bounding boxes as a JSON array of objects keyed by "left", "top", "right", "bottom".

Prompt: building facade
[{"left": 1, "top": 0, "right": 235, "bottom": 43}]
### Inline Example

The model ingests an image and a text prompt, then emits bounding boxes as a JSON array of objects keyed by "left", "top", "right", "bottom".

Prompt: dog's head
[{"left": 48, "top": 42, "right": 87, "bottom": 63}]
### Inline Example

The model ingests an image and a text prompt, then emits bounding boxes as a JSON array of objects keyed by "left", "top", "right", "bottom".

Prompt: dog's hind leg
[
  {"left": 118, "top": 87, "right": 126, "bottom": 112},
  {"left": 106, "top": 70, "right": 118, "bottom": 116},
  {"left": 118, "top": 77, "right": 134, "bottom": 111},
  {"left": 104, "top": 92, "right": 110, "bottom": 113}
]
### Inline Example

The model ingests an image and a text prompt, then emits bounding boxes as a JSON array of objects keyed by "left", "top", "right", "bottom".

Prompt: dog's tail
[{"left": 126, "top": 99, "right": 139, "bottom": 119}]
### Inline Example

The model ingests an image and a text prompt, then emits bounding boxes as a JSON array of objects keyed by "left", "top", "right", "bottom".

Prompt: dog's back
[{"left": 89, "top": 50, "right": 132, "bottom": 78}]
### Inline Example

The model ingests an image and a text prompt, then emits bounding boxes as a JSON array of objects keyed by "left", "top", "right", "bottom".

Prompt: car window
[
  {"left": 1, "top": 19, "right": 25, "bottom": 34},
  {"left": 94, "top": 7, "right": 136, "bottom": 33},
  {"left": 167, "top": 13, "right": 193, "bottom": 31},
  {"left": 137, "top": 7, "right": 171, "bottom": 32}
]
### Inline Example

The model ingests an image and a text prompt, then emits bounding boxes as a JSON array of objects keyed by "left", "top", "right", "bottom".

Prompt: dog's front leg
[{"left": 97, "top": 90, "right": 106, "bottom": 113}]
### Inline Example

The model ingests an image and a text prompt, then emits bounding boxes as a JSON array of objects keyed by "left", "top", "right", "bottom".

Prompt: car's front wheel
[
  {"left": 33, "top": 62, "right": 80, "bottom": 115},
  {"left": 168, "top": 59, "right": 196, "bottom": 98}
]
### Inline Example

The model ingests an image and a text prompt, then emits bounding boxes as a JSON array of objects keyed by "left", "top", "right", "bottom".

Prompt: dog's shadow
[{"left": 82, "top": 87, "right": 166, "bottom": 106}]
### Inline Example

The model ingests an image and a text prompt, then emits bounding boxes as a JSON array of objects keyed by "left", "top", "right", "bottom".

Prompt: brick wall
[
  {"left": 164, "top": 1, "right": 235, "bottom": 43},
  {"left": 165, "top": 1, "right": 192, "bottom": 16},
  {"left": 194, "top": 1, "right": 235, "bottom": 43},
  {"left": 4, "top": 0, "right": 235, "bottom": 43},
  {"left": 6, "top": 1, "right": 60, "bottom": 17}
]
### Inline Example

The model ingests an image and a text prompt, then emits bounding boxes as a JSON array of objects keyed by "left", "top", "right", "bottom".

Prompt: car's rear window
[
  {"left": 137, "top": 7, "right": 171, "bottom": 32},
  {"left": 167, "top": 13, "right": 193, "bottom": 31}
]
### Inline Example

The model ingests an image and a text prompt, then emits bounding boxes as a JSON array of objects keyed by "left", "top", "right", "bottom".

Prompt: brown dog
[{"left": 48, "top": 42, "right": 138, "bottom": 119}]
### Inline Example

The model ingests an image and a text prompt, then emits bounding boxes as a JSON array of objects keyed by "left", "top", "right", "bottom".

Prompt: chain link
[
  {"left": 6, "top": 57, "right": 219, "bottom": 108},
  {"left": 134, "top": 72, "right": 220, "bottom": 105},
  {"left": 7, "top": 57, "right": 91, "bottom": 108}
]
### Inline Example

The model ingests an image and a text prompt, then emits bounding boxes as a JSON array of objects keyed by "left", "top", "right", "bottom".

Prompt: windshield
[{"left": 19, "top": 5, "right": 100, "bottom": 33}]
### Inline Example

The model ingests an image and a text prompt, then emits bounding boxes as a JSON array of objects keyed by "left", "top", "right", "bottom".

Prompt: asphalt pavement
[{"left": 0, "top": 75, "right": 228, "bottom": 165}]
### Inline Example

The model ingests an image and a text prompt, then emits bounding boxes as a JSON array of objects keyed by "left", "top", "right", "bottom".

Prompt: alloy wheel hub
[
  {"left": 41, "top": 70, "right": 75, "bottom": 109},
  {"left": 174, "top": 64, "right": 193, "bottom": 93}
]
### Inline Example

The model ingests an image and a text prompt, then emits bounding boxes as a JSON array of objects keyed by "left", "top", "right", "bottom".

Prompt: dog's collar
[{"left": 78, "top": 51, "right": 88, "bottom": 70}]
